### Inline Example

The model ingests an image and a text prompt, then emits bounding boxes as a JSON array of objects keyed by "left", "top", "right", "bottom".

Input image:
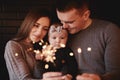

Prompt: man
[{"left": 43, "top": 0, "right": 120, "bottom": 80}]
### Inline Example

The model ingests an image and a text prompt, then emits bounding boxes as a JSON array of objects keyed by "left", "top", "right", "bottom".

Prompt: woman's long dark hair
[{"left": 13, "top": 8, "right": 52, "bottom": 42}]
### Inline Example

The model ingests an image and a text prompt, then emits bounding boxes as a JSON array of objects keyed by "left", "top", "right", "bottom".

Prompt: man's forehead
[{"left": 57, "top": 9, "right": 79, "bottom": 21}]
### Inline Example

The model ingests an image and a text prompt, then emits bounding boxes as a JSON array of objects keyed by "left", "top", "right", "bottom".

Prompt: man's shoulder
[
  {"left": 92, "top": 19, "right": 118, "bottom": 26},
  {"left": 92, "top": 18, "right": 119, "bottom": 29}
]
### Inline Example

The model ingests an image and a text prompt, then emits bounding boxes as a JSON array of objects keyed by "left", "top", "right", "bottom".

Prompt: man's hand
[
  {"left": 76, "top": 73, "right": 101, "bottom": 80},
  {"left": 63, "top": 74, "right": 73, "bottom": 80}
]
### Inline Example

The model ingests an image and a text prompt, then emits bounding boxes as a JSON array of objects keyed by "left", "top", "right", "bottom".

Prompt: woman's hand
[
  {"left": 43, "top": 72, "right": 72, "bottom": 80},
  {"left": 34, "top": 50, "right": 44, "bottom": 60},
  {"left": 76, "top": 73, "right": 101, "bottom": 80},
  {"left": 43, "top": 72, "right": 63, "bottom": 80}
]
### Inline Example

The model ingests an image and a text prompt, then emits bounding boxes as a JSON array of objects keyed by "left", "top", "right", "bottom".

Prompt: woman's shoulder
[
  {"left": 5, "top": 40, "right": 23, "bottom": 49},
  {"left": 6, "top": 40, "right": 19, "bottom": 46}
]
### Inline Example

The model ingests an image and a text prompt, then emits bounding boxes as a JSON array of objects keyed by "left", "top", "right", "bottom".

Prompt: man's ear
[{"left": 83, "top": 10, "right": 90, "bottom": 21}]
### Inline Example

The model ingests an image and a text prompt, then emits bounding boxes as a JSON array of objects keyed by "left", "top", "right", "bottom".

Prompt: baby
[{"left": 33, "top": 22, "right": 78, "bottom": 80}]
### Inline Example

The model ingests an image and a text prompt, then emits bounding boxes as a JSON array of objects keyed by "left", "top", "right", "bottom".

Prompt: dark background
[{"left": 0, "top": 0, "right": 120, "bottom": 80}]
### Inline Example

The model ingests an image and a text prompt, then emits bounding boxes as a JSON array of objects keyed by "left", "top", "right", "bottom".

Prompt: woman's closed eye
[
  {"left": 34, "top": 23, "right": 40, "bottom": 28},
  {"left": 43, "top": 26, "right": 49, "bottom": 31},
  {"left": 34, "top": 23, "right": 49, "bottom": 31}
]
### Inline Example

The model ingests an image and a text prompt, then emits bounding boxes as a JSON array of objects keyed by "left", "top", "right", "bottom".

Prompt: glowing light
[
  {"left": 27, "top": 48, "right": 33, "bottom": 52},
  {"left": 15, "top": 53, "right": 18, "bottom": 56},
  {"left": 39, "top": 42, "right": 42, "bottom": 45},
  {"left": 32, "top": 41, "right": 35, "bottom": 44},
  {"left": 69, "top": 52, "right": 74, "bottom": 56},
  {"left": 42, "top": 45, "right": 47, "bottom": 49},
  {"left": 40, "top": 39, "right": 44, "bottom": 43},
  {"left": 87, "top": 47, "right": 92, "bottom": 51},
  {"left": 45, "top": 64, "right": 49, "bottom": 69},
  {"left": 77, "top": 48, "right": 82, "bottom": 53},
  {"left": 60, "top": 43, "right": 66, "bottom": 48},
  {"left": 53, "top": 56, "right": 56, "bottom": 60},
  {"left": 34, "top": 50, "right": 41, "bottom": 54}
]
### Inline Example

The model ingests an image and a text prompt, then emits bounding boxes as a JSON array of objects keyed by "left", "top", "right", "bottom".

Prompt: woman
[{"left": 4, "top": 8, "right": 51, "bottom": 80}]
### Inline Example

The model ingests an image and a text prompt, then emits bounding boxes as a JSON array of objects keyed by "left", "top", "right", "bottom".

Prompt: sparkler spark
[{"left": 33, "top": 40, "right": 66, "bottom": 63}]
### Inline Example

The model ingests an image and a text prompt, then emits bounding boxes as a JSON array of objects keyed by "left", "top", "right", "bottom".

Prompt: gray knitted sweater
[
  {"left": 69, "top": 19, "right": 120, "bottom": 80},
  {"left": 4, "top": 40, "right": 41, "bottom": 80}
]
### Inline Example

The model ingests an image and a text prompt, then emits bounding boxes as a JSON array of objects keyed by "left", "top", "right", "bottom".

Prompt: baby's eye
[
  {"left": 61, "top": 37, "right": 65, "bottom": 39},
  {"left": 52, "top": 37, "right": 56, "bottom": 39}
]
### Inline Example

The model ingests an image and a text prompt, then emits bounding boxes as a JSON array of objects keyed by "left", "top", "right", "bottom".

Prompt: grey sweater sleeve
[
  {"left": 69, "top": 19, "right": 120, "bottom": 80},
  {"left": 4, "top": 41, "right": 41, "bottom": 80},
  {"left": 101, "top": 23, "right": 120, "bottom": 80}
]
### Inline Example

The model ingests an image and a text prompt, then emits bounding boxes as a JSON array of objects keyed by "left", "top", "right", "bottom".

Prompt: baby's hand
[
  {"left": 35, "top": 53, "right": 44, "bottom": 60},
  {"left": 34, "top": 50, "right": 43, "bottom": 60}
]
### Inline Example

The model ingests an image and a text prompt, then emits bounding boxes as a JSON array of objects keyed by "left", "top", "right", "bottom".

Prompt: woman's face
[{"left": 29, "top": 17, "right": 50, "bottom": 42}]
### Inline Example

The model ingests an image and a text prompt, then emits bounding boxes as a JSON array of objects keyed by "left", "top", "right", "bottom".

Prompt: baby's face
[{"left": 49, "top": 30, "right": 68, "bottom": 49}]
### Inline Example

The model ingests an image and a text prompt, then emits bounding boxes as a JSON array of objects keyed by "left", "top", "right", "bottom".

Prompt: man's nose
[{"left": 62, "top": 23, "right": 69, "bottom": 29}]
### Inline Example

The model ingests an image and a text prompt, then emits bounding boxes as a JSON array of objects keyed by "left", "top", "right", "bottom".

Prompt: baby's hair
[{"left": 48, "top": 22, "right": 66, "bottom": 34}]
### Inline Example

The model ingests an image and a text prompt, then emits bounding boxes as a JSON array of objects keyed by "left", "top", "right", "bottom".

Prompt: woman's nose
[{"left": 36, "top": 27, "right": 42, "bottom": 35}]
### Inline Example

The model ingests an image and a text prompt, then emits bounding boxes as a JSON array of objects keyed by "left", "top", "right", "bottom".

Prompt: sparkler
[{"left": 33, "top": 40, "right": 65, "bottom": 63}]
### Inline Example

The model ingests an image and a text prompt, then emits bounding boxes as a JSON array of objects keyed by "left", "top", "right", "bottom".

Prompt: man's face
[{"left": 57, "top": 9, "right": 87, "bottom": 34}]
